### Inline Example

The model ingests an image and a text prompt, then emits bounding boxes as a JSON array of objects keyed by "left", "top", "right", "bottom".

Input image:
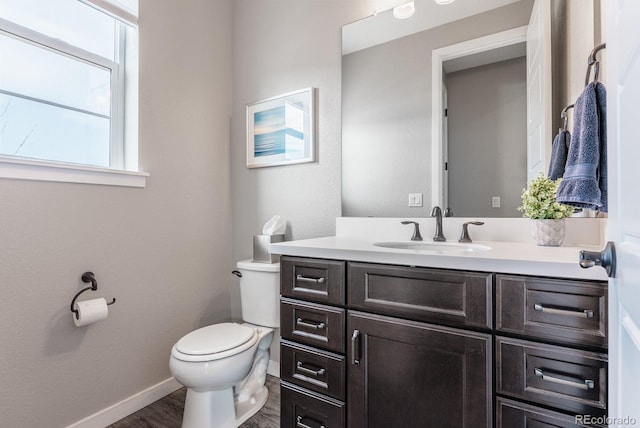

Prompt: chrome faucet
[
  {"left": 430, "top": 206, "right": 446, "bottom": 241},
  {"left": 401, "top": 221, "right": 423, "bottom": 241}
]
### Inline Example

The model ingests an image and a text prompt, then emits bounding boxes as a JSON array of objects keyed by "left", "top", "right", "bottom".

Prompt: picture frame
[{"left": 246, "top": 87, "right": 315, "bottom": 168}]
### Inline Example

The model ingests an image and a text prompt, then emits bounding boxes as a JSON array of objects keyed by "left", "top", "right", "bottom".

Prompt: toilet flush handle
[{"left": 231, "top": 270, "right": 242, "bottom": 277}]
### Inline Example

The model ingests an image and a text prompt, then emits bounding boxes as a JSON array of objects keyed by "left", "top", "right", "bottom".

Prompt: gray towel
[
  {"left": 548, "top": 129, "right": 570, "bottom": 180},
  {"left": 556, "top": 82, "right": 607, "bottom": 212}
]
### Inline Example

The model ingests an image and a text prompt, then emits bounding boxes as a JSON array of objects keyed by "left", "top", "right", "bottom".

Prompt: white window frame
[{"left": 0, "top": 2, "right": 146, "bottom": 187}]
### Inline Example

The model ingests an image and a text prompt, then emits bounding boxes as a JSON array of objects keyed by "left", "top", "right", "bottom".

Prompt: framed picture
[{"left": 246, "top": 87, "right": 315, "bottom": 168}]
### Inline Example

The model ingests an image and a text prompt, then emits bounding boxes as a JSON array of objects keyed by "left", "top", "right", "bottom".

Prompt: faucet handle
[
  {"left": 459, "top": 221, "right": 484, "bottom": 243},
  {"left": 401, "top": 221, "right": 423, "bottom": 241}
]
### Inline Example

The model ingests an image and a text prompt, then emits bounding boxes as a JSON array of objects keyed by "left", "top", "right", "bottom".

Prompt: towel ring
[{"left": 70, "top": 272, "right": 116, "bottom": 320}]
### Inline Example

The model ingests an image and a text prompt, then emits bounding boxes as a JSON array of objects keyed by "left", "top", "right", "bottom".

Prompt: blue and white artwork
[
  {"left": 246, "top": 88, "right": 314, "bottom": 168},
  {"left": 253, "top": 101, "right": 304, "bottom": 159}
]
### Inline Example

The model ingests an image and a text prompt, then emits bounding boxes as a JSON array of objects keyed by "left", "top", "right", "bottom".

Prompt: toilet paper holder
[{"left": 70, "top": 272, "right": 116, "bottom": 320}]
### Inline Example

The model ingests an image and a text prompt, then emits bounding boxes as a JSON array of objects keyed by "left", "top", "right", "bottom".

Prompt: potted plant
[{"left": 518, "top": 175, "right": 574, "bottom": 246}]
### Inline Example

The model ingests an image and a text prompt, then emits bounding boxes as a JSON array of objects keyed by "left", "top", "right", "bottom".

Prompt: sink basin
[{"left": 374, "top": 241, "right": 491, "bottom": 253}]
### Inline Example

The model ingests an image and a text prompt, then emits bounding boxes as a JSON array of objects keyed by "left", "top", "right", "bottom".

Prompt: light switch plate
[
  {"left": 492, "top": 196, "right": 501, "bottom": 208},
  {"left": 409, "top": 193, "right": 423, "bottom": 207}
]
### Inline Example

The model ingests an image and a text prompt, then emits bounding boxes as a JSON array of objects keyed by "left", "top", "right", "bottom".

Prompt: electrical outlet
[
  {"left": 492, "top": 196, "right": 501, "bottom": 208},
  {"left": 408, "top": 193, "right": 423, "bottom": 207}
]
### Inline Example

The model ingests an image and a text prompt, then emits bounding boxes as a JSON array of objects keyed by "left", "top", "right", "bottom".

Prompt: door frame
[{"left": 430, "top": 26, "right": 528, "bottom": 209}]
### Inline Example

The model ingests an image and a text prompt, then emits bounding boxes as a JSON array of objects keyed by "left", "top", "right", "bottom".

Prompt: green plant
[{"left": 518, "top": 175, "right": 574, "bottom": 219}]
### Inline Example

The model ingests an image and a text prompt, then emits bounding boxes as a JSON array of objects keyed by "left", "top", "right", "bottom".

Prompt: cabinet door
[{"left": 347, "top": 311, "right": 492, "bottom": 428}]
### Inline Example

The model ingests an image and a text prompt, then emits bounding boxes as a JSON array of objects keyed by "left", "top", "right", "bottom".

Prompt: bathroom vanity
[{"left": 272, "top": 219, "right": 608, "bottom": 428}]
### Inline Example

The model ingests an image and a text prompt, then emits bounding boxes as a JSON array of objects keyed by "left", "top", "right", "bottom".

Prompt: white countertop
[{"left": 270, "top": 236, "right": 609, "bottom": 281}]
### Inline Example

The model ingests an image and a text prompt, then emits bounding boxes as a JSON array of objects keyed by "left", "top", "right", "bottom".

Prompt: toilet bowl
[{"left": 169, "top": 260, "right": 280, "bottom": 428}]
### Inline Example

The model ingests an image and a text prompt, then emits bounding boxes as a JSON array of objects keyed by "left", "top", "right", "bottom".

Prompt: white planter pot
[{"left": 531, "top": 219, "right": 566, "bottom": 246}]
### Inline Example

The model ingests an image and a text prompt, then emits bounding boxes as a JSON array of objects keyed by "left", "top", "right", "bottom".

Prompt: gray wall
[
  {"left": 342, "top": 33, "right": 430, "bottom": 217},
  {"left": 230, "top": 0, "right": 365, "bottom": 322},
  {"left": 446, "top": 57, "right": 527, "bottom": 217},
  {"left": 341, "top": 0, "right": 534, "bottom": 217},
  {"left": 551, "top": 0, "right": 602, "bottom": 132},
  {"left": 0, "top": 1, "right": 233, "bottom": 426}
]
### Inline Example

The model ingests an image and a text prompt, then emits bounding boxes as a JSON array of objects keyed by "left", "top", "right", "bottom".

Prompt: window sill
[{"left": 0, "top": 156, "right": 148, "bottom": 188}]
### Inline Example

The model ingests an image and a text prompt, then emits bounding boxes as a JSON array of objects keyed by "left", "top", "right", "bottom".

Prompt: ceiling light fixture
[
  {"left": 434, "top": 0, "right": 455, "bottom": 5},
  {"left": 393, "top": 1, "right": 415, "bottom": 19}
]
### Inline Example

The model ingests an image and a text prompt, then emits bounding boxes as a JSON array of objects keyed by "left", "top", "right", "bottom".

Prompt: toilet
[{"left": 169, "top": 260, "right": 280, "bottom": 428}]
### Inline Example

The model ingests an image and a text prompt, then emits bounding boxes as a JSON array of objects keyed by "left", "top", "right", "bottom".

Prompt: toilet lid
[{"left": 175, "top": 323, "right": 256, "bottom": 356}]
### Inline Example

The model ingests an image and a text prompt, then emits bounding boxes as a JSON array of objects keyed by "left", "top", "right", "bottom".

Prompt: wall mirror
[{"left": 341, "top": 0, "right": 603, "bottom": 218}]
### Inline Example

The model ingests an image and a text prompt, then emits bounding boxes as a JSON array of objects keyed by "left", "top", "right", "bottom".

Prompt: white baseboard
[
  {"left": 267, "top": 359, "right": 280, "bottom": 378},
  {"left": 66, "top": 377, "right": 182, "bottom": 428},
  {"left": 67, "top": 362, "right": 279, "bottom": 427}
]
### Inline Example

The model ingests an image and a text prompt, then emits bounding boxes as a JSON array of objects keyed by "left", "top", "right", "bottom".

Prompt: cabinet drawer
[
  {"left": 496, "top": 397, "right": 603, "bottom": 428},
  {"left": 496, "top": 336, "right": 607, "bottom": 415},
  {"left": 281, "top": 298, "right": 345, "bottom": 353},
  {"left": 281, "top": 381, "right": 345, "bottom": 428},
  {"left": 281, "top": 256, "right": 346, "bottom": 305},
  {"left": 496, "top": 275, "right": 607, "bottom": 348},
  {"left": 348, "top": 262, "right": 493, "bottom": 329},
  {"left": 281, "top": 340, "right": 346, "bottom": 401}
]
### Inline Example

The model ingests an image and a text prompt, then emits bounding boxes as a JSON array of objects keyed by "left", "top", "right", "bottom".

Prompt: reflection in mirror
[
  {"left": 443, "top": 44, "right": 527, "bottom": 217},
  {"left": 341, "top": 0, "right": 602, "bottom": 218}
]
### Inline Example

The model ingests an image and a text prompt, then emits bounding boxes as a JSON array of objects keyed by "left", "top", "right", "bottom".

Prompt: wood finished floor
[{"left": 109, "top": 375, "right": 280, "bottom": 428}]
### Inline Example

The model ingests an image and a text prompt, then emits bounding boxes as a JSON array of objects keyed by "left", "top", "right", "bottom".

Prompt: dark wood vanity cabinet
[
  {"left": 280, "top": 257, "right": 608, "bottom": 428},
  {"left": 280, "top": 257, "right": 347, "bottom": 428},
  {"left": 495, "top": 274, "right": 608, "bottom": 427}
]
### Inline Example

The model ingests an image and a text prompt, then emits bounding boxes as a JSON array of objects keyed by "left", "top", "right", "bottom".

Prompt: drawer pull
[
  {"left": 296, "top": 274, "right": 326, "bottom": 284},
  {"left": 352, "top": 329, "right": 361, "bottom": 366},
  {"left": 533, "top": 304, "right": 594, "bottom": 319},
  {"left": 296, "top": 361, "right": 326, "bottom": 377},
  {"left": 296, "top": 318, "right": 326, "bottom": 330},
  {"left": 534, "top": 368, "right": 595, "bottom": 390},
  {"left": 297, "top": 415, "right": 326, "bottom": 428}
]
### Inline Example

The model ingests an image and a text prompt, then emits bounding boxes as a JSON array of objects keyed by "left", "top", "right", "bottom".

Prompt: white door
[
  {"left": 526, "top": 0, "right": 552, "bottom": 183},
  {"left": 606, "top": 1, "right": 640, "bottom": 425}
]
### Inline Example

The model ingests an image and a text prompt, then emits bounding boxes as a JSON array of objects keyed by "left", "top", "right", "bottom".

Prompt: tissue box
[{"left": 253, "top": 234, "right": 285, "bottom": 263}]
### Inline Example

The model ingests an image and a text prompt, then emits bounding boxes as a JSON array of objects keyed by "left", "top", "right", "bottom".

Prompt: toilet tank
[{"left": 236, "top": 259, "right": 280, "bottom": 328}]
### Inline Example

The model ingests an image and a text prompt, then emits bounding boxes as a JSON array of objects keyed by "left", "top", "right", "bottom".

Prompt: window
[{"left": 0, "top": 0, "right": 145, "bottom": 186}]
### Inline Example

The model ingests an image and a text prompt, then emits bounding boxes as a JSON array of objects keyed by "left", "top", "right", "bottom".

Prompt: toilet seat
[{"left": 171, "top": 323, "right": 258, "bottom": 362}]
